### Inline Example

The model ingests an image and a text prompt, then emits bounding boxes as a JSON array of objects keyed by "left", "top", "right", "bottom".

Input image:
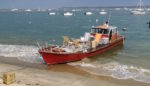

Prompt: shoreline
[
  {"left": 46, "top": 64, "right": 150, "bottom": 86},
  {"left": 0, "top": 57, "right": 150, "bottom": 86},
  {"left": 0, "top": 62, "right": 120, "bottom": 86}
]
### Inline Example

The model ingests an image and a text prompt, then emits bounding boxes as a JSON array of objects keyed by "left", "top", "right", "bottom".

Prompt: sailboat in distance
[{"left": 131, "top": 0, "right": 146, "bottom": 15}]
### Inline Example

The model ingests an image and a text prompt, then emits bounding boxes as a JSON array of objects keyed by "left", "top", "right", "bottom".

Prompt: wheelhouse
[{"left": 91, "top": 26, "right": 118, "bottom": 35}]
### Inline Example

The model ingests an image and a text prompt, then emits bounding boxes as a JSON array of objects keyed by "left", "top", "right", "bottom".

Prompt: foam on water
[
  {"left": 68, "top": 61, "right": 150, "bottom": 83},
  {"left": 0, "top": 44, "right": 44, "bottom": 63}
]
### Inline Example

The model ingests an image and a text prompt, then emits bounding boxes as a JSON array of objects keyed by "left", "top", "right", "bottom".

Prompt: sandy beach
[
  {"left": 0, "top": 57, "right": 150, "bottom": 86},
  {"left": 0, "top": 62, "right": 119, "bottom": 86}
]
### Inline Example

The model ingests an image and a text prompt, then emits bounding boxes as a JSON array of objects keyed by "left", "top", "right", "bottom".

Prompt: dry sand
[{"left": 0, "top": 61, "right": 150, "bottom": 86}]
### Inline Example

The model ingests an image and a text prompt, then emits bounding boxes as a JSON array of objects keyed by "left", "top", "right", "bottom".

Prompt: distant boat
[
  {"left": 129, "top": 9, "right": 133, "bottom": 11},
  {"left": 48, "top": 9, "right": 52, "bottom": 11},
  {"left": 25, "top": 9, "right": 32, "bottom": 12},
  {"left": 115, "top": 8, "right": 121, "bottom": 10},
  {"left": 64, "top": 12, "right": 73, "bottom": 16},
  {"left": 123, "top": 7, "right": 129, "bottom": 10},
  {"left": 49, "top": 12, "right": 56, "bottom": 15},
  {"left": 72, "top": 9, "right": 76, "bottom": 12},
  {"left": 131, "top": 0, "right": 146, "bottom": 15},
  {"left": 84, "top": 12, "right": 93, "bottom": 15},
  {"left": 99, "top": 9, "right": 107, "bottom": 15},
  {"left": 11, "top": 8, "right": 18, "bottom": 12}
]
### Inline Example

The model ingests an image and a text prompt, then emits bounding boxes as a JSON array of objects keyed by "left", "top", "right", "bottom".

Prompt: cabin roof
[
  {"left": 96, "top": 25, "right": 105, "bottom": 29},
  {"left": 93, "top": 25, "right": 117, "bottom": 30}
]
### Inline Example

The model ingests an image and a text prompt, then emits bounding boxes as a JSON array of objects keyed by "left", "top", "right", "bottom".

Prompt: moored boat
[
  {"left": 39, "top": 21, "right": 124, "bottom": 65},
  {"left": 11, "top": 8, "right": 18, "bottom": 12},
  {"left": 84, "top": 12, "right": 93, "bottom": 15},
  {"left": 131, "top": 0, "right": 146, "bottom": 15},
  {"left": 63, "top": 12, "right": 73, "bottom": 16},
  {"left": 99, "top": 9, "right": 107, "bottom": 15},
  {"left": 49, "top": 12, "right": 56, "bottom": 15},
  {"left": 25, "top": 9, "right": 32, "bottom": 12}
]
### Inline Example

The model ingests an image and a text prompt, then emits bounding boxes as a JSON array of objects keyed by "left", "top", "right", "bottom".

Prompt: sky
[{"left": 0, "top": 0, "right": 150, "bottom": 9}]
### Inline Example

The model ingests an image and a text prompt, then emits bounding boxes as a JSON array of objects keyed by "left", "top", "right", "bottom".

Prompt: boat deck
[{"left": 39, "top": 36, "right": 124, "bottom": 54}]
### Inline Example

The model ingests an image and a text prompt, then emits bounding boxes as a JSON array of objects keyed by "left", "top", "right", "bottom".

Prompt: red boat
[{"left": 39, "top": 22, "right": 124, "bottom": 65}]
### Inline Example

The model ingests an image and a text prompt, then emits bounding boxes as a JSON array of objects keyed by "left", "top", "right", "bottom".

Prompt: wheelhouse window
[{"left": 92, "top": 28, "right": 109, "bottom": 34}]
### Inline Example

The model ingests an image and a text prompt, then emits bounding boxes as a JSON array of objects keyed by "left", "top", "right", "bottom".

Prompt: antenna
[{"left": 108, "top": 11, "right": 111, "bottom": 24}]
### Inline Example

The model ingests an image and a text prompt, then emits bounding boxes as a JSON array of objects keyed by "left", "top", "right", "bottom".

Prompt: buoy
[
  {"left": 28, "top": 21, "right": 32, "bottom": 24},
  {"left": 122, "top": 28, "right": 126, "bottom": 31},
  {"left": 96, "top": 19, "right": 99, "bottom": 23}
]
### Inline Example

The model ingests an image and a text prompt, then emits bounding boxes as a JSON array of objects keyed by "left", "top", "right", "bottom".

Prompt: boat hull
[
  {"left": 131, "top": 11, "right": 146, "bottom": 15},
  {"left": 39, "top": 37, "right": 124, "bottom": 65}
]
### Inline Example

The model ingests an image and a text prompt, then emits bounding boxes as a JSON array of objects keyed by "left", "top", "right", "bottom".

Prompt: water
[{"left": 0, "top": 8, "right": 150, "bottom": 83}]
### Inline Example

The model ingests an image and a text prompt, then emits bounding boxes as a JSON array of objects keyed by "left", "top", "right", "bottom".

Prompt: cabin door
[{"left": 109, "top": 30, "right": 112, "bottom": 41}]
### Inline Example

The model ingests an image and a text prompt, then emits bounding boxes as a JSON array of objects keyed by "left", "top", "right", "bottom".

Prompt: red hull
[{"left": 39, "top": 37, "right": 124, "bottom": 65}]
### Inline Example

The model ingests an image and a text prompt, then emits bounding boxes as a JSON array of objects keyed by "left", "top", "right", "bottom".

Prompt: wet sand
[{"left": 0, "top": 57, "right": 150, "bottom": 86}]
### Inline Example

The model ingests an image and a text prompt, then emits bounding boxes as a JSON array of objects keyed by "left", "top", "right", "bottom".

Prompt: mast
[
  {"left": 137, "top": 0, "right": 143, "bottom": 9},
  {"left": 139, "top": 0, "right": 142, "bottom": 9}
]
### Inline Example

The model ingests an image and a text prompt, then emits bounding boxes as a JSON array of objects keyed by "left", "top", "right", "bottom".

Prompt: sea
[{"left": 0, "top": 7, "right": 150, "bottom": 83}]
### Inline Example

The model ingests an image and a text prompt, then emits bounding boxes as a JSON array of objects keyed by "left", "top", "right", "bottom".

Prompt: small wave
[
  {"left": 68, "top": 62, "right": 96, "bottom": 68},
  {"left": 68, "top": 61, "right": 150, "bottom": 83},
  {"left": 117, "top": 52, "right": 139, "bottom": 58},
  {"left": 0, "top": 44, "right": 44, "bottom": 63}
]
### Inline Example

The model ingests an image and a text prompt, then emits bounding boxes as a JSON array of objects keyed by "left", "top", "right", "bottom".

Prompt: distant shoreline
[
  {"left": 0, "top": 5, "right": 150, "bottom": 10},
  {"left": 63, "top": 5, "right": 150, "bottom": 8}
]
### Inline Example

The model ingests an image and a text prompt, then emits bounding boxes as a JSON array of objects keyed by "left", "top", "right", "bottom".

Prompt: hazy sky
[{"left": 1, "top": 0, "right": 150, "bottom": 9}]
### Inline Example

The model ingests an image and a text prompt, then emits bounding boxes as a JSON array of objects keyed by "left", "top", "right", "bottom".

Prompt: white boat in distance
[
  {"left": 64, "top": 12, "right": 73, "bottom": 16},
  {"left": 99, "top": 9, "right": 107, "bottom": 15},
  {"left": 49, "top": 12, "right": 56, "bottom": 15},
  {"left": 25, "top": 9, "right": 32, "bottom": 12},
  {"left": 115, "top": 8, "right": 121, "bottom": 10},
  {"left": 84, "top": 12, "right": 93, "bottom": 15},
  {"left": 11, "top": 8, "right": 18, "bottom": 12},
  {"left": 123, "top": 7, "right": 129, "bottom": 10},
  {"left": 131, "top": 0, "right": 146, "bottom": 15}
]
